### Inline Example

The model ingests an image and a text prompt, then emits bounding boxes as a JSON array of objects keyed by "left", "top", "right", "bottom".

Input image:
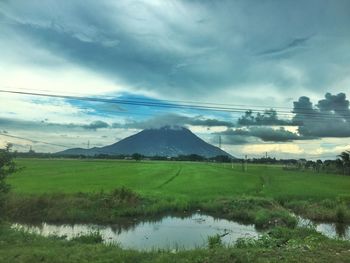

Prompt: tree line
[{"left": 9, "top": 148, "right": 350, "bottom": 176}]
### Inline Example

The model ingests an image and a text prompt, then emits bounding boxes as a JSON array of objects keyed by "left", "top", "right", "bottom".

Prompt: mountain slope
[{"left": 58, "top": 126, "right": 233, "bottom": 158}]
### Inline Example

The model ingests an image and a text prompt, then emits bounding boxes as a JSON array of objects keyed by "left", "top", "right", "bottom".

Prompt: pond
[
  {"left": 298, "top": 217, "right": 350, "bottom": 240},
  {"left": 11, "top": 213, "right": 258, "bottom": 250},
  {"left": 11, "top": 213, "right": 350, "bottom": 250}
]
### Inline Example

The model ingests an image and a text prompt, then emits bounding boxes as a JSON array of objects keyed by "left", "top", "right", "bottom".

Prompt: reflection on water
[
  {"left": 11, "top": 214, "right": 350, "bottom": 250},
  {"left": 297, "top": 217, "right": 350, "bottom": 240},
  {"left": 11, "top": 213, "right": 259, "bottom": 250}
]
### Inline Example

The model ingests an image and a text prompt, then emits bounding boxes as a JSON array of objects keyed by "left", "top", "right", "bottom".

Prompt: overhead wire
[
  {"left": 0, "top": 132, "right": 71, "bottom": 148},
  {"left": 8, "top": 87, "right": 350, "bottom": 115},
  {"left": 1, "top": 88, "right": 350, "bottom": 158},
  {"left": 1, "top": 89, "right": 350, "bottom": 120}
]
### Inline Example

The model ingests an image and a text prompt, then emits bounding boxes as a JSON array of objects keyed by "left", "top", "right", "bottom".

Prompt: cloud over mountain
[{"left": 112, "top": 113, "right": 235, "bottom": 129}]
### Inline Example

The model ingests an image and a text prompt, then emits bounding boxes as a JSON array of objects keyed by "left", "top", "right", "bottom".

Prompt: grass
[
  {"left": 70, "top": 231, "right": 103, "bottom": 244},
  {"left": 4, "top": 158, "right": 350, "bottom": 224},
  {"left": 207, "top": 234, "right": 223, "bottom": 249},
  {"left": 3, "top": 158, "right": 350, "bottom": 262},
  {"left": 4, "top": 191, "right": 298, "bottom": 227},
  {"left": 1, "top": 223, "right": 350, "bottom": 263},
  {"left": 8, "top": 159, "right": 350, "bottom": 201}
]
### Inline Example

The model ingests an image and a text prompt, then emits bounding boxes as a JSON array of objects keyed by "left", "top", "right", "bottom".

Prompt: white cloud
[{"left": 0, "top": 65, "right": 124, "bottom": 96}]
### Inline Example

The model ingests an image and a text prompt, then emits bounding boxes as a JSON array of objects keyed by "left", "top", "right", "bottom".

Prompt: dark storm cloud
[
  {"left": 112, "top": 113, "right": 235, "bottom": 129},
  {"left": 216, "top": 127, "right": 308, "bottom": 144},
  {"left": 238, "top": 109, "right": 293, "bottom": 126},
  {"left": 247, "top": 127, "right": 307, "bottom": 142},
  {"left": 293, "top": 93, "right": 350, "bottom": 137},
  {"left": 0, "top": 113, "right": 234, "bottom": 134},
  {"left": 1, "top": 0, "right": 350, "bottom": 99},
  {"left": 82, "top": 120, "right": 109, "bottom": 130}
]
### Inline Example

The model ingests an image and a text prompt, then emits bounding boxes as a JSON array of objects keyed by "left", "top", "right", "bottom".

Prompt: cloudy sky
[{"left": 1, "top": 0, "right": 350, "bottom": 159}]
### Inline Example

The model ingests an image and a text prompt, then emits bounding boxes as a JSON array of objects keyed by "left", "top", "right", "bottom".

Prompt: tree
[
  {"left": 131, "top": 153, "right": 142, "bottom": 161},
  {"left": 338, "top": 150, "right": 350, "bottom": 175},
  {"left": 0, "top": 144, "right": 15, "bottom": 216}
]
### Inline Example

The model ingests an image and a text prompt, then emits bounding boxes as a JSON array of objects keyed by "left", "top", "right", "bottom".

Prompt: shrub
[
  {"left": 0, "top": 145, "right": 16, "bottom": 219},
  {"left": 336, "top": 205, "right": 346, "bottom": 223}
]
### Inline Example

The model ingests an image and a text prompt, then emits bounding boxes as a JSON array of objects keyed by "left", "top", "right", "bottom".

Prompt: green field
[
  {"left": 8, "top": 158, "right": 350, "bottom": 201},
  {"left": 3, "top": 158, "right": 350, "bottom": 262}
]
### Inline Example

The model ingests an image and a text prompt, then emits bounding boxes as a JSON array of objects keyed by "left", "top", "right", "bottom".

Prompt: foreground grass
[
  {"left": 3, "top": 159, "right": 350, "bottom": 262},
  {"left": 1, "top": 224, "right": 350, "bottom": 263},
  {"left": 4, "top": 190, "right": 300, "bottom": 228}
]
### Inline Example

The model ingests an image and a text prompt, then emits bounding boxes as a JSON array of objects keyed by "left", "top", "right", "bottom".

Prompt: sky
[{"left": 0, "top": 0, "right": 350, "bottom": 159}]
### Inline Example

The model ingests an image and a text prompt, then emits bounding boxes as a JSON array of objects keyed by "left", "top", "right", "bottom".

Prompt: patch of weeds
[
  {"left": 235, "top": 227, "right": 325, "bottom": 250},
  {"left": 320, "top": 199, "right": 336, "bottom": 209},
  {"left": 71, "top": 231, "right": 103, "bottom": 244},
  {"left": 282, "top": 199, "right": 350, "bottom": 223},
  {"left": 98, "top": 187, "right": 140, "bottom": 209},
  {"left": 207, "top": 234, "right": 222, "bottom": 249},
  {"left": 337, "top": 194, "right": 350, "bottom": 204},
  {"left": 255, "top": 209, "right": 297, "bottom": 229}
]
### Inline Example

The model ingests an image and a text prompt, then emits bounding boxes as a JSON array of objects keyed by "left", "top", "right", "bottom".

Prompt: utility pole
[
  {"left": 265, "top": 152, "right": 268, "bottom": 159},
  {"left": 87, "top": 140, "right": 90, "bottom": 149},
  {"left": 242, "top": 155, "right": 248, "bottom": 172}
]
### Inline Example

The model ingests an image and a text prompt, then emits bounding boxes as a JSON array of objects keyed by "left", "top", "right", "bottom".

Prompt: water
[
  {"left": 11, "top": 214, "right": 350, "bottom": 251},
  {"left": 11, "top": 213, "right": 259, "bottom": 250},
  {"left": 298, "top": 217, "right": 350, "bottom": 240}
]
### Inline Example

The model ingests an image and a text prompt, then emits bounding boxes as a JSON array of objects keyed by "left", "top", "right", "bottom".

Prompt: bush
[
  {"left": 0, "top": 145, "right": 16, "bottom": 218},
  {"left": 336, "top": 205, "right": 346, "bottom": 223},
  {"left": 97, "top": 187, "right": 140, "bottom": 209}
]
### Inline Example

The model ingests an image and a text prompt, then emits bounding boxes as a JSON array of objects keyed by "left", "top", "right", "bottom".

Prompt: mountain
[{"left": 57, "top": 126, "right": 233, "bottom": 158}]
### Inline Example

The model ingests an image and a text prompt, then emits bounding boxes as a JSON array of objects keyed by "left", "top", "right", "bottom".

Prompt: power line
[
  {"left": 0, "top": 89, "right": 348, "bottom": 123},
  {"left": 1, "top": 89, "right": 350, "bottom": 158},
  {"left": 1, "top": 89, "right": 350, "bottom": 120},
  {"left": 0, "top": 132, "right": 70, "bottom": 148},
  {"left": 0, "top": 89, "right": 295, "bottom": 115},
  {"left": 9, "top": 87, "right": 350, "bottom": 115}
]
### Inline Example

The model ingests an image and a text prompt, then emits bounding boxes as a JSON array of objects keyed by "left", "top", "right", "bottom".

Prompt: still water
[
  {"left": 298, "top": 217, "right": 350, "bottom": 240},
  {"left": 11, "top": 213, "right": 350, "bottom": 250},
  {"left": 11, "top": 213, "right": 259, "bottom": 250}
]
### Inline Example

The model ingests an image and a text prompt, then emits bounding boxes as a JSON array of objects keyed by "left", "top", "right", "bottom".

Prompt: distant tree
[
  {"left": 316, "top": 159, "right": 323, "bottom": 172},
  {"left": 305, "top": 160, "right": 315, "bottom": 170},
  {"left": 131, "top": 153, "right": 142, "bottom": 161},
  {"left": 177, "top": 154, "right": 206, "bottom": 162},
  {"left": 0, "top": 144, "right": 16, "bottom": 216},
  {"left": 211, "top": 155, "right": 231, "bottom": 163},
  {"left": 338, "top": 151, "right": 350, "bottom": 175}
]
